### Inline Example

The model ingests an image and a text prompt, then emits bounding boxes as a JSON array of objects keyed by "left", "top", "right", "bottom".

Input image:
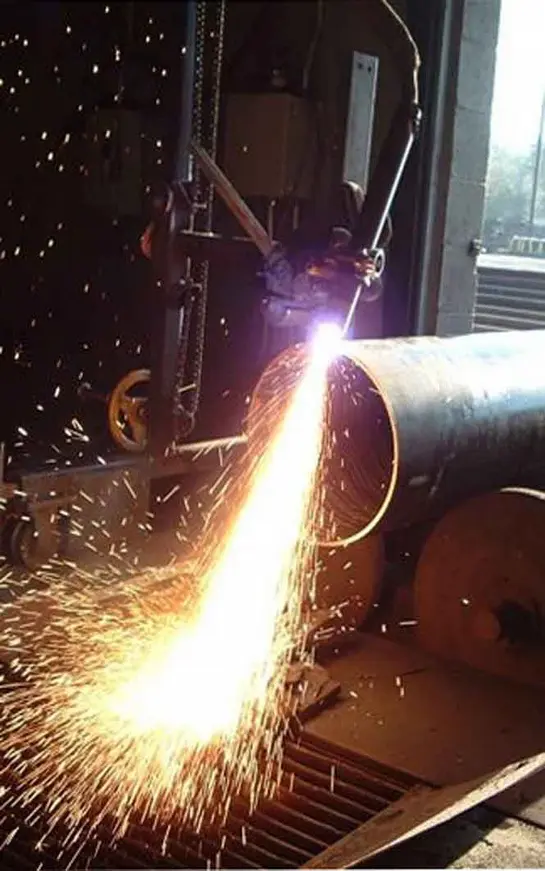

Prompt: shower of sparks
[{"left": 0, "top": 326, "right": 341, "bottom": 863}]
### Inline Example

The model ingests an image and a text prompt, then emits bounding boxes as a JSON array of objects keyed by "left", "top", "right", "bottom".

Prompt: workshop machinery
[
  {"left": 1, "top": 0, "right": 418, "bottom": 567},
  {"left": 251, "top": 329, "right": 545, "bottom": 546},
  {"left": 4, "top": 1, "right": 545, "bottom": 868},
  {"left": 5, "top": 393, "right": 545, "bottom": 869},
  {"left": 1, "top": 0, "right": 240, "bottom": 569}
]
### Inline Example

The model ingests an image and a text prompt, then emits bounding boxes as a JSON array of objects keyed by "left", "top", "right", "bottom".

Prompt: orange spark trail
[
  {"left": 0, "top": 326, "right": 339, "bottom": 858},
  {"left": 111, "top": 327, "right": 332, "bottom": 743}
]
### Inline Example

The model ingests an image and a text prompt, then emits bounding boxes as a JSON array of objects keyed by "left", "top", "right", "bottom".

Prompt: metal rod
[
  {"left": 372, "top": 112, "right": 419, "bottom": 252},
  {"left": 351, "top": 102, "right": 421, "bottom": 252},
  {"left": 349, "top": 0, "right": 422, "bottom": 254},
  {"left": 190, "top": 140, "right": 274, "bottom": 256},
  {"left": 175, "top": 0, "right": 197, "bottom": 182},
  {"left": 529, "top": 88, "right": 545, "bottom": 234},
  {"left": 167, "top": 434, "right": 247, "bottom": 455},
  {"left": 342, "top": 283, "right": 363, "bottom": 335}
]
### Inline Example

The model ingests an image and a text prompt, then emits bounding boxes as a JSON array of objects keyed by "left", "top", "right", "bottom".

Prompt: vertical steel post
[
  {"left": 529, "top": 89, "right": 545, "bottom": 235},
  {"left": 175, "top": 1, "right": 197, "bottom": 183},
  {"left": 148, "top": 4, "right": 198, "bottom": 459}
]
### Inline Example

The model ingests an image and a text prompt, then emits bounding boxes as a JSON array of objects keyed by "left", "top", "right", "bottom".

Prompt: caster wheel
[
  {"left": 1, "top": 514, "right": 15, "bottom": 551},
  {"left": 10, "top": 518, "right": 54, "bottom": 570}
]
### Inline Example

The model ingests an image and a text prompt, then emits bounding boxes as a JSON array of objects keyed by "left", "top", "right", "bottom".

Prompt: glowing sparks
[
  {"left": 0, "top": 335, "right": 336, "bottom": 859},
  {"left": 112, "top": 329, "right": 333, "bottom": 743}
]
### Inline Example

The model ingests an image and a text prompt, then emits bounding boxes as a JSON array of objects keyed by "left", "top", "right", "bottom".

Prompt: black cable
[{"left": 302, "top": 0, "right": 324, "bottom": 94}]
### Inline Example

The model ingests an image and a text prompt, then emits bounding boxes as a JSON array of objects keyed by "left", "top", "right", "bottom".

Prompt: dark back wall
[
  {"left": 0, "top": 2, "right": 188, "bottom": 469},
  {"left": 1, "top": 0, "right": 434, "bottom": 474}
]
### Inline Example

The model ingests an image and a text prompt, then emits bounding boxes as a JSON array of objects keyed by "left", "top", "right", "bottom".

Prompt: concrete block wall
[{"left": 435, "top": 0, "right": 501, "bottom": 336}]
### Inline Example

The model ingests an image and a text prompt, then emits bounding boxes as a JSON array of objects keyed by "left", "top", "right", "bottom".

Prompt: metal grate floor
[{"left": 1, "top": 735, "right": 420, "bottom": 869}]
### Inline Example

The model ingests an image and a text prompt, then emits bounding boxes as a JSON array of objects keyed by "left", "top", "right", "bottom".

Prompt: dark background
[
  {"left": 0, "top": 0, "right": 439, "bottom": 477},
  {"left": 0, "top": 1, "right": 296, "bottom": 474},
  {"left": 0, "top": 2, "right": 206, "bottom": 471}
]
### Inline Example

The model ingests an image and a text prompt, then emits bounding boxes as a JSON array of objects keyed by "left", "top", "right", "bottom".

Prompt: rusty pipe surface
[{"left": 250, "top": 330, "right": 545, "bottom": 546}]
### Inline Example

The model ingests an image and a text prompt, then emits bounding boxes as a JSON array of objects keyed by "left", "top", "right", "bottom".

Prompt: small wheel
[
  {"left": 1, "top": 516, "right": 17, "bottom": 559},
  {"left": 11, "top": 514, "right": 59, "bottom": 570},
  {"left": 10, "top": 519, "right": 41, "bottom": 570},
  {"left": 107, "top": 368, "right": 150, "bottom": 453}
]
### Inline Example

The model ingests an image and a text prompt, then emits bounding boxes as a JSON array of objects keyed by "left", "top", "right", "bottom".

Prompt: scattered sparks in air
[
  {"left": 111, "top": 327, "right": 336, "bottom": 744},
  {"left": 0, "top": 331, "right": 338, "bottom": 863},
  {"left": 1, "top": 9, "right": 355, "bottom": 865},
  {"left": 1, "top": 5, "right": 196, "bottom": 470}
]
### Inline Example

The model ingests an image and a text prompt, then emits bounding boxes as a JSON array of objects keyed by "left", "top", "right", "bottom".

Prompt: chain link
[
  {"left": 205, "top": 0, "right": 226, "bottom": 226},
  {"left": 174, "top": 0, "right": 226, "bottom": 439},
  {"left": 189, "top": 1, "right": 207, "bottom": 210}
]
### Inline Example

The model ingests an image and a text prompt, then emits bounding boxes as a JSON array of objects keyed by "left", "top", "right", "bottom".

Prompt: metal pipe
[
  {"left": 251, "top": 330, "right": 545, "bottom": 546},
  {"left": 175, "top": 0, "right": 197, "bottom": 182},
  {"left": 190, "top": 141, "right": 274, "bottom": 256}
]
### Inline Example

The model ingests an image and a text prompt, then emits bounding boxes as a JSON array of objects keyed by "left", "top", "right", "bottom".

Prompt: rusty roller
[
  {"left": 249, "top": 330, "right": 545, "bottom": 547},
  {"left": 414, "top": 488, "right": 545, "bottom": 687}
]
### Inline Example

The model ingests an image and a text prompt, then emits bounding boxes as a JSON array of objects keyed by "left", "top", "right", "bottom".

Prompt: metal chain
[
  {"left": 185, "top": 0, "right": 225, "bottom": 415},
  {"left": 205, "top": 0, "right": 225, "bottom": 227},
  {"left": 172, "top": 1, "right": 205, "bottom": 437},
  {"left": 189, "top": 1, "right": 207, "bottom": 210},
  {"left": 174, "top": 0, "right": 226, "bottom": 437}
]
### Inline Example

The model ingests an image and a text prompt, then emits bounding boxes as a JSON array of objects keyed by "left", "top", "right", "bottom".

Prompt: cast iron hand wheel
[{"left": 107, "top": 369, "right": 150, "bottom": 453}]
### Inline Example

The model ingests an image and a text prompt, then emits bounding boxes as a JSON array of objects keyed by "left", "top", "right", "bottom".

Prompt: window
[{"left": 483, "top": 0, "right": 545, "bottom": 257}]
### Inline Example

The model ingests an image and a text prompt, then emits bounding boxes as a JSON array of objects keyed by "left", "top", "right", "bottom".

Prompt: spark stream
[{"left": 0, "top": 326, "right": 340, "bottom": 861}]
